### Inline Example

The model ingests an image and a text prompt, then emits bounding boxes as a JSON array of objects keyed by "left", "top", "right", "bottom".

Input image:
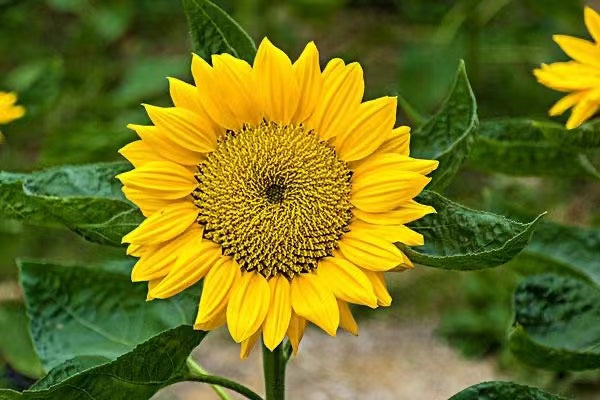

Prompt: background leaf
[
  {"left": 0, "top": 326, "right": 205, "bottom": 400},
  {"left": 0, "top": 303, "right": 43, "bottom": 378},
  {"left": 183, "top": 0, "right": 257, "bottom": 63},
  {"left": 468, "top": 119, "right": 600, "bottom": 180},
  {"left": 398, "top": 190, "right": 544, "bottom": 270},
  {"left": 508, "top": 274, "right": 600, "bottom": 371},
  {"left": 410, "top": 61, "right": 478, "bottom": 191},
  {"left": 449, "top": 381, "right": 566, "bottom": 400},
  {"left": 20, "top": 260, "right": 198, "bottom": 372},
  {"left": 0, "top": 163, "right": 142, "bottom": 247}
]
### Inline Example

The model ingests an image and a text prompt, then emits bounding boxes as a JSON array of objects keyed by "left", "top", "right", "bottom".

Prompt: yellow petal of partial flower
[
  {"left": 351, "top": 170, "right": 432, "bottom": 212},
  {"left": 350, "top": 220, "right": 424, "bottom": 246},
  {"left": 338, "top": 300, "right": 358, "bottom": 335},
  {"left": 354, "top": 153, "right": 439, "bottom": 177},
  {"left": 318, "top": 257, "right": 377, "bottom": 308},
  {"left": 212, "top": 54, "right": 262, "bottom": 126},
  {"left": 253, "top": 38, "right": 300, "bottom": 124},
  {"left": 553, "top": 34, "right": 600, "bottom": 67},
  {"left": 376, "top": 125, "right": 411, "bottom": 156},
  {"left": 116, "top": 161, "right": 197, "bottom": 200},
  {"left": 337, "top": 230, "right": 412, "bottom": 271},
  {"left": 362, "top": 270, "right": 392, "bottom": 306},
  {"left": 0, "top": 92, "right": 17, "bottom": 106},
  {"left": 240, "top": 330, "right": 261, "bottom": 360},
  {"left": 352, "top": 200, "right": 436, "bottom": 226},
  {"left": 119, "top": 140, "right": 163, "bottom": 167},
  {"left": 144, "top": 104, "right": 217, "bottom": 153},
  {"left": 287, "top": 312, "right": 306, "bottom": 355},
  {"left": 263, "top": 275, "right": 292, "bottom": 351},
  {"left": 290, "top": 272, "right": 339, "bottom": 336},
  {"left": 307, "top": 61, "right": 364, "bottom": 140},
  {"left": 549, "top": 91, "right": 588, "bottom": 116},
  {"left": 585, "top": 7, "right": 600, "bottom": 43},
  {"left": 150, "top": 241, "right": 221, "bottom": 299},
  {"left": 146, "top": 278, "right": 162, "bottom": 301},
  {"left": 126, "top": 124, "right": 202, "bottom": 166},
  {"left": 566, "top": 98, "right": 599, "bottom": 129},
  {"left": 292, "top": 41, "right": 322, "bottom": 122},
  {"left": 122, "top": 201, "right": 198, "bottom": 245},
  {"left": 335, "top": 97, "right": 397, "bottom": 162},
  {"left": 227, "top": 272, "right": 271, "bottom": 343},
  {"left": 167, "top": 77, "right": 221, "bottom": 134},
  {"left": 191, "top": 53, "right": 242, "bottom": 130},
  {"left": 196, "top": 257, "right": 240, "bottom": 326},
  {"left": 533, "top": 62, "right": 600, "bottom": 92},
  {"left": 126, "top": 243, "right": 144, "bottom": 257}
]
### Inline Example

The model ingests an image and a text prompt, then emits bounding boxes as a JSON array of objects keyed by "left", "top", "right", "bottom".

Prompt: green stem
[
  {"left": 186, "top": 357, "right": 263, "bottom": 400},
  {"left": 262, "top": 343, "right": 286, "bottom": 400}
]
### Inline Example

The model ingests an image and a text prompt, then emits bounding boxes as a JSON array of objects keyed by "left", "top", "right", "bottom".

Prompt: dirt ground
[{"left": 154, "top": 319, "right": 506, "bottom": 400}]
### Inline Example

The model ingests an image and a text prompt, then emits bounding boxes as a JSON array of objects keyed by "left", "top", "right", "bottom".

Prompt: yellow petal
[
  {"left": 287, "top": 312, "right": 306, "bottom": 355},
  {"left": 290, "top": 272, "right": 339, "bottom": 336},
  {"left": 585, "top": 7, "right": 600, "bottom": 43},
  {"left": 0, "top": 92, "right": 18, "bottom": 106},
  {"left": 116, "top": 161, "right": 197, "bottom": 200},
  {"left": 191, "top": 53, "right": 242, "bottom": 130},
  {"left": 374, "top": 125, "right": 411, "bottom": 156},
  {"left": 307, "top": 61, "right": 364, "bottom": 140},
  {"left": 317, "top": 257, "right": 377, "bottom": 308},
  {"left": 227, "top": 272, "right": 271, "bottom": 342},
  {"left": 338, "top": 300, "right": 358, "bottom": 335},
  {"left": 240, "top": 330, "right": 261, "bottom": 360},
  {"left": 144, "top": 104, "right": 217, "bottom": 153},
  {"left": 119, "top": 140, "right": 162, "bottom": 167},
  {"left": 196, "top": 257, "right": 241, "bottom": 326},
  {"left": 150, "top": 241, "right": 222, "bottom": 299},
  {"left": 126, "top": 124, "right": 202, "bottom": 166},
  {"left": 212, "top": 54, "right": 262, "bottom": 126},
  {"left": 337, "top": 230, "right": 412, "bottom": 271},
  {"left": 253, "top": 38, "right": 300, "bottom": 124},
  {"left": 126, "top": 243, "right": 144, "bottom": 257},
  {"left": 553, "top": 34, "right": 600, "bottom": 67},
  {"left": 549, "top": 91, "right": 588, "bottom": 116},
  {"left": 354, "top": 153, "right": 439, "bottom": 177},
  {"left": 122, "top": 186, "right": 172, "bottom": 217},
  {"left": 566, "top": 98, "right": 599, "bottom": 129},
  {"left": 363, "top": 270, "right": 392, "bottom": 306},
  {"left": 352, "top": 200, "right": 435, "bottom": 225},
  {"left": 292, "top": 41, "right": 322, "bottom": 122},
  {"left": 195, "top": 310, "right": 227, "bottom": 331},
  {"left": 335, "top": 97, "right": 397, "bottom": 162},
  {"left": 350, "top": 220, "right": 424, "bottom": 246},
  {"left": 351, "top": 170, "right": 432, "bottom": 212},
  {"left": 263, "top": 275, "right": 292, "bottom": 351},
  {"left": 167, "top": 77, "right": 221, "bottom": 134},
  {"left": 122, "top": 201, "right": 198, "bottom": 244}
]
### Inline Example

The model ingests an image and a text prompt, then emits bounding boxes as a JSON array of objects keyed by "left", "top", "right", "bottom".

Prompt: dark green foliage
[{"left": 449, "top": 381, "right": 566, "bottom": 400}]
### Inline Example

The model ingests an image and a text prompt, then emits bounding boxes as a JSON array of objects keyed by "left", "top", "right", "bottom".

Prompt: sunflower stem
[
  {"left": 186, "top": 357, "right": 261, "bottom": 400},
  {"left": 262, "top": 342, "right": 286, "bottom": 400}
]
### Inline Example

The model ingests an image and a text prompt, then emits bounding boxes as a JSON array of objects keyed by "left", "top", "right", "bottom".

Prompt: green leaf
[
  {"left": 469, "top": 118, "right": 600, "bottom": 180},
  {"left": 508, "top": 274, "right": 600, "bottom": 371},
  {"left": 183, "top": 0, "right": 257, "bottom": 63},
  {"left": 449, "top": 381, "right": 566, "bottom": 400},
  {"left": 0, "top": 162, "right": 142, "bottom": 246},
  {"left": 0, "top": 303, "right": 43, "bottom": 378},
  {"left": 514, "top": 222, "right": 600, "bottom": 286},
  {"left": 0, "top": 326, "right": 205, "bottom": 400},
  {"left": 19, "top": 260, "right": 199, "bottom": 372},
  {"left": 410, "top": 61, "right": 478, "bottom": 190},
  {"left": 398, "top": 191, "right": 544, "bottom": 270},
  {"left": 535, "top": 120, "right": 600, "bottom": 149}
]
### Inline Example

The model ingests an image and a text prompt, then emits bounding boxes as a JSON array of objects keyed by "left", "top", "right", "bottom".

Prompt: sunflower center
[{"left": 192, "top": 121, "right": 353, "bottom": 279}]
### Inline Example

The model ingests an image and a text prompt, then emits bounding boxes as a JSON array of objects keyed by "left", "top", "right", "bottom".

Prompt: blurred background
[{"left": 1, "top": 0, "right": 599, "bottom": 398}]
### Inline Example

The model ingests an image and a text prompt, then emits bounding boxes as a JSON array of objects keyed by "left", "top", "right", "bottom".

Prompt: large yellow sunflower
[
  {"left": 534, "top": 7, "right": 600, "bottom": 129},
  {"left": 118, "top": 38, "right": 437, "bottom": 358},
  {"left": 0, "top": 91, "right": 25, "bottom": 143}
]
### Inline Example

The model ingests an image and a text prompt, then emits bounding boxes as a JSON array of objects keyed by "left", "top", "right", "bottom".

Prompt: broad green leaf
[
  {"left": 20, "top": 260, "right": 198, "bottom": 372},
  {"left": 410, "top": 61, "right": 478, "bottom": 190},
  {"left": 535, "top": 120, "right": 600, "bottom": 149},
  {"left": 509, "top": 274, "right": 600, "bottom": 371},
  {"left": 449, "top": 381, "right": 566, "bottom": 400},
  {"left": 0, "top": 162, "right": 142, "bottom": 246},
  {"left": 0, "top": 326, "right": 205, "bottom": 400},
  {"left": 469, "top": 118, "right": 600, "bottom": 179},
  {"left": 513, "top": 222, "right": 600, "bottom": 286},
  {"left": 398, "top": 191, "right": 544, "bottom": 270},
  {"left": 0, "top": 303, "right": 43, "bottom": 378},
  {"left": 183, "top": 0, "right": 257, "bottom": 63}
]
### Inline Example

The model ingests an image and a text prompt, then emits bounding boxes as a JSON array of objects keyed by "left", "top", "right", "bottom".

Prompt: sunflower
[
  {"left": 534, "top": 7, "right": 600, "bottom": 129},
  {"left": 118, "top": 38, "right": 437, "bottom": 358},
  {"left": 0, "top": 91, "right": 25, "bottom": 143}
]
